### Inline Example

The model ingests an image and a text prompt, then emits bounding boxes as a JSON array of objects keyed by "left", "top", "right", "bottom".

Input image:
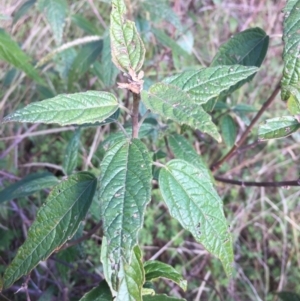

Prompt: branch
[
  {"left": 132, "top": 93, "right": 141, "bottom": 138},
  {"left": 60, "top": 221, "right": 102, "bottom": 251},
  {"left": 215, "top": 176, "right": 300, "bottom": 187},
  {"left": 210, "top": 81, "right": 281, "bottom": 172}
]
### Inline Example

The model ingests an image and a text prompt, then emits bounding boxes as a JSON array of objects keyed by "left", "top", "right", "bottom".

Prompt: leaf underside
[
  {"left": 3, "top": 172, "right": 97, "bottom": 289},
  {"left": 3, "top": 91, "right": 119, "bottom": 126},
  {"left": 141, "top": 83, "right": 222, "bottom": 142},
  {"left": 99, "top": 139, "right": 152, "bottom": 265},
  {"left": 110, "top": 0, "right": 145, "bottom": 72},
  {"left": 159, "top": 159, "right": 233, "bottom": 276},
  {"left": 144, "top": 260, "right": 187, "bottom": 291},
  {"left": 116, "top": 245, "right": 144, "bottom": 301}
]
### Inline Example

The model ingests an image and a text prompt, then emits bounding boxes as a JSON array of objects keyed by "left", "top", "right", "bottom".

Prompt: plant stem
[
  {"left": 210, "top": 81, "right": 281, "bottom": 172},
  {"left": 60, "top": 221, "right": 102, "bottom": 251},
  {"left": 215, "top": 176, "right": 300, "bottom": 187},
  {"left": 132, "top": 92, "right": 141, "bottom": 138}
]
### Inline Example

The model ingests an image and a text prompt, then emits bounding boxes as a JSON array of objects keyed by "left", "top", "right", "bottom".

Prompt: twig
[
  {"left": 138, "top": 109, "right": 151, "bottom": 127},
  {"left": 132, "top": 93, "right": 141, "bottom": 138},
  {"left": 210, "top": 82, "right": 281, "bottom": 172},
  {"left": 60, "top": 221, "right": 102, "bottom": 251},
  {"left": 116, "top": 120, "right": 130, "bottom": 139},
  {"left": 215, "top": 176, "right": 300, "bottom": 187},
  {"left": 49, "top": 257, "right": 102, "bottom": 281}
]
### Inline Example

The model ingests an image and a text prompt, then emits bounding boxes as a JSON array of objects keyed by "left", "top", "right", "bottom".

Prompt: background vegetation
[{"left": 0, "top": 0, "right": 299, "bottom": 300}]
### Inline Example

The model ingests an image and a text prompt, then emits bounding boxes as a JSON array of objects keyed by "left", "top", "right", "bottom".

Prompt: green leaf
[
  {"left": 152, "top": 28, "right": 189, "bottom": 59},
  {"left": 3, "top": 91, "right": 119, "bottom": 126},
  {"left": 258, "top": 116, "right": 300, "bottom": 140},
  {"left": 211, "top": 28, "right": 269, "bottom": 68},
  {"left": 13, "top": 0, "right": 36, "bottom": 23},
  {"left": 159, "top": 159, "right": 233, "bottom": 276},
  {"left": 144, "top": 261, "right": 187, "bottom": 291},
  {"left": 205, "top": 27, "right": 268, "bottom": 111},
  {"left": 288, "top": 98, "right": 300, "bottom": 115},
  {"left": 220, "top": 115, "right": 237, "bottom": 147},
  {"left": 37, "top": 0, "right": 68, "bottom": 45},
  {"left": 141, "top": 83, "right": 221, "bottom": 142},
  {"left": 168, "top": 134, "right": 212, "bottom": 181},
  {"left": 80, "top": 109, "right": 120, "bottom": 128},
  {"left": 0, "top": 172, "right": 59, "bottom": 204},
  {"left": 79, "top": 280, "right": 112, "bottom": 301},
  {"left": 143, "top": 295, "right": 186, "bottom": 301},
  {"left": 63, "top": 129, "right": 81, "bottom": 175},
  {"left": 100, "top": 35, "right": 119, "bottom": 86},
  {"left": 101, "top": 122, "right": 158, "bottom": 148},
  {"left": 0, "top": 29, "right": 43, "bottom": 84},
  {"left": 110, "top": 0, "right": 145, "bottom": 72},
  {"left": 281, "top": 1, "right": 300, "bottom": 102},
  {"left": 116, "top": 245, "right": 144, "bottom": 301},
  {"left": 277, "top": 292, "right": 300, "bottom": 301},
  {"left": 163, "top": 65, "right": 258, "bottom": 105},
  {"left": 101, "top": 236, "right": 116, "bottom": 294},
  {"left": 3, "top": 172, "right": 97, "bottom": 289},
  {"left": 232, "top": 104, "right": 257, "bottom": 113},
  {"left": 71, "top": 40, "right": 103, "bottom": 75},
  {"left": 54, "top": 47, "right": 77, "bottom": 79},
  {"left": 141, "top": 1, "right": 182, "bottom": 31},
  {"left": 72, "top": 14, "right": 100, "bottom": 35},
  {"left": 99, "top": 139, "right": 152, "bottom": 264}
]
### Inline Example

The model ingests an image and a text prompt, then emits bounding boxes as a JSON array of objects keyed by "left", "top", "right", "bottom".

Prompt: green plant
[{"left": 1, "top": 0, "right": 300, "bottom": 300}]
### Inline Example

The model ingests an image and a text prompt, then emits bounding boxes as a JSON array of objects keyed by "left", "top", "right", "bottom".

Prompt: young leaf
[
  {"left": 79, "top": 280, "right": 112, "bottom": 301},
  {"left": 0, "top": 172, "right": 59, "bottom": 204},
  {"left": 63, "top": 129, "right": 81, "bottom": 175},
  {"left": 220, "top": 115, "right": 237, "bottom": 147},
  {"left": 3, "top": 91, "right": 119, "bottom": 126},
  {"left": 99, "top": 139, "right": 152, "bottom": 264},
  {"left": 116, "top": 245, "right": 144, "bottom": 301},
  {"left": 159, "top": 159, "right": 233, "bottom": 276},
  {"left": 110, "top": 0, "right": 145, "bottom": 72},
  {"left": 281, "top": 1, "right": 300, "bottom": 103},
  {"left": 258, "top": 116, "right": 300, "bottom": 140},
  {"left": 37, "top": 0, "right": 68, "bottom": 45},
  {"left": 144, "top": 261, "right": 187, "bottom": 291},
  {"left": 3, "top": 172, "right": 97, "bottom": 289},
  {"left": 163, "top": 65, "right": 258, "bottom": 105},
  {"left": 141, "top": 83, "right": 221, "bottom": 142},
  {"left": 0, "top": 29, "right": 43, "bottom": 84},
  {"left": 143, "top": 295, "right": 187, "bottom": 301}
]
